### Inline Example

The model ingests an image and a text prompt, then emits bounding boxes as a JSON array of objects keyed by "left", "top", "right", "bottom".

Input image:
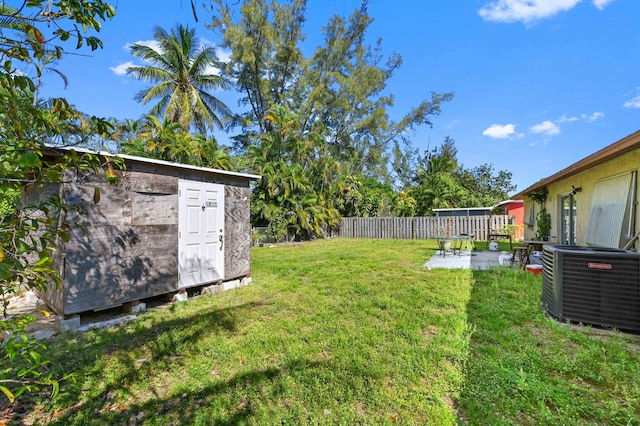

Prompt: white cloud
[
  {"left": 624, "top": 94, "right": 640, "bottom": 109},
  {"left": 530, "top": 120, "right": 560, "bottom": 136},
  {"left": 216, "top": 47, "right": 231, "bottom": 63},
  {"left": 446, "top": 119, "right": 462, "bottom": 129},
  {"left": 483, "top": 123, "right": 517, "bottom": 139},
  {"left": 582, "top": 112, "right": 605, "bottom": 122},
  {"left": 556, "top": 114, "right": 578, "bottom": 123},
  {"left": 478, "top": 0, "right": 614, "bottom": 23},
  {"left": 125, "top": 40, "right": 161, "bottom": 51},
  {"left": 593, "top": 0, "right": 614, "bottom": 10},
  {"left": 110, "top": 61, "right": 134, "bottom": 76}
]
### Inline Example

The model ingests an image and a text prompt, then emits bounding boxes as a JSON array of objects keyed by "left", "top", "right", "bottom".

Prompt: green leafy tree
[
  {"left": 0, "top": 0, "right": 116, "bottom": 402},
  {"left": 453, "top": 164, "right": 516, "bottom": 207},
  {"left": 249, "top": 107, "right": 341, "bottom": 240},
  {"left": 338, "top": 175, "right": 398, "bottom": 217},
  {"left": 207, "top": 0, "right": 454, "bottom": 229},
  {"left": 208, "top": 0, "right": 452, "bottom": 177},
  {"left": 408, "top": 138, "right": 464, "bottom": 214},
  {"left": 403, "top": 137, "right": 515, "bottom": 215},
  {"left": 127, "top": 24, "right": 232, "bottom": 134},
  {"left": 117, "top": 116, "right": 235, "bottom": 170}
]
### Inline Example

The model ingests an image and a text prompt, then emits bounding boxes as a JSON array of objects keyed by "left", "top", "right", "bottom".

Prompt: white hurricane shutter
[{"left": 585, "top": 171, "right": 634, "bottom": 248}]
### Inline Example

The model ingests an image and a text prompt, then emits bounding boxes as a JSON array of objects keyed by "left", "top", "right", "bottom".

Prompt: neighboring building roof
[
  {"left": 432, "top": 207, "right": 491, "bottom": 213},
  {"left": 513, "top": 129, "right": 640, "bottom": 199},
  {"left": 431, "top": 200, "right": 524, "bottom": 216},
  {"left": 45, "top": 145, "right": 261, "bottom": 181},
  {"left": 494, "top": 199, "right": 524, "bottom": 208},
  {"left": 432, "top": 199, "right": 523, "bottom": 215}
]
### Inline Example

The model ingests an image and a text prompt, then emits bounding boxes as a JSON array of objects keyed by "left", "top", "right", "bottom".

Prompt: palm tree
[{"left": 127, "top": 24, "right": 232, "bottom": 134}]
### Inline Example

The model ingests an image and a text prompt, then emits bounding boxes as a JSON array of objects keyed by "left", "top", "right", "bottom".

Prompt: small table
[
  {"left": 437, "top": 235, "right": 472, "bottom": 257},
  {"left": 514, "top": 240, "right": 555, "bottom": 269}
]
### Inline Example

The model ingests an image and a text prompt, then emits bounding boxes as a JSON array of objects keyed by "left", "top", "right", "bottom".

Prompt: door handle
[
  {"left": 201, "top": 205, "right": 206, "bottom": 211},
  {"left": 219, "top": 234, "right": 224, "bottom": 251}
]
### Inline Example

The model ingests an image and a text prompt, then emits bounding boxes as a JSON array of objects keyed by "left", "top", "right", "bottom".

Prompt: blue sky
[{"left": 38, "top": 0, "right": 640, "bottom": 194}]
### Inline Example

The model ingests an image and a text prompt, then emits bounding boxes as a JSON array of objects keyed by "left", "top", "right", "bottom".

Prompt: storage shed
[{"left": 23, "top": 148, "right": 260, "bottom": 316}]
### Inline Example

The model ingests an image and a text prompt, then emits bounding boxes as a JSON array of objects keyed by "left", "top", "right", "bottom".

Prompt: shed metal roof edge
[
  {"left": 513, "top": 129, "right": 640, "bottom": 199},
  {"left": 46, "top": 145, "right": 261, "bottom": 181}
]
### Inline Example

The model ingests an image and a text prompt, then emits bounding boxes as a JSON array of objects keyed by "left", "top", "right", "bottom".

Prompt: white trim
[{"left": 46, "top": 144, "right": 261, "bottom": 180}]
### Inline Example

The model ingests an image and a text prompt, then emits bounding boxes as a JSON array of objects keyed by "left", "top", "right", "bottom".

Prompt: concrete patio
[{"left": 424, "top": 249, "right": 521, "bottom": 270}]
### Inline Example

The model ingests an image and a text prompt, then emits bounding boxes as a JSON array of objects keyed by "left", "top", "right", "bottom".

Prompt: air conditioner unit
[{"left": 542, "top": 245, "right": 640, "bottom": 333}]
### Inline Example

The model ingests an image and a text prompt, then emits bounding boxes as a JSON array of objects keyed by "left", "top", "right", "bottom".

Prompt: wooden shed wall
[
  {"left": 31, "top": 159, "right": 253, "bottom": 316},
  {"left": 224, "top": 185, "right": 251, "bottom": 279}
]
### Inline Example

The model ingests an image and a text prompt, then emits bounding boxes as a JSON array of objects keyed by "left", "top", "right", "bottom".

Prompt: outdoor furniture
[
  {"left": 488, "top": 233, "right": 513, "bottom": 250},
  {"left": 516, "top": 240, "right": 555, "bottom": 269},
  {"left": 437, "top": 235, "right": 472, "bottom": 257},
  {"left": 458, "top": 233, "right": 475, "bottom": 250},
  {"left": 511, "top": 246, "right": 529, "bottom": 268}
]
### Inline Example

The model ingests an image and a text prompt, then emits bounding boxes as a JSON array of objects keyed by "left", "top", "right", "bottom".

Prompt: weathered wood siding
[
  {"left": 21, "top": 183, "right": 66, "bottom": 310},
  {"left": 337, "top": 215, "right": 514, "bottom": 241},
  {"left": 31, "top": 158, "right": 254, "bottom": 316},
  {"left": 224, "top": 185, "right": 251, "bottom": 279}
]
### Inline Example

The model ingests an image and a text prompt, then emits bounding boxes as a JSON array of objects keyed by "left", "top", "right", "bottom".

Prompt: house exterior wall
[
  {"left": 523, "top": 148, "right": 640, "bottom": 248},
  {"left": 506, "top": 202, "right": 524, "bottom": 239}
]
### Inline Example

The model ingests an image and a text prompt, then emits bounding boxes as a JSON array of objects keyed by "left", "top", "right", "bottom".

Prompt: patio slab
[{"left": 424, "top": 250, "right": 508, "bottom": 270}]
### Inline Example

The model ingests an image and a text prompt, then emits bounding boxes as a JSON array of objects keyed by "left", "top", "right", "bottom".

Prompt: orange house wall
[{"left": 508, "top": 202, "right": 525, "bottom": 239}]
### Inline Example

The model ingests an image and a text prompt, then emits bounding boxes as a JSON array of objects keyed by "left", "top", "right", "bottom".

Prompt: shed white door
[{"left": 178, "top": 180, "right": 225, "bottom": 287}]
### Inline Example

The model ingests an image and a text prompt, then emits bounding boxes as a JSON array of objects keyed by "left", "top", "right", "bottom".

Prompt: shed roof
[
  {"left": 513, "top": 129, "right": 640, "bottom": 199},
  {"left": 47, "top": 145, "right": 261, "bottom": 181}
]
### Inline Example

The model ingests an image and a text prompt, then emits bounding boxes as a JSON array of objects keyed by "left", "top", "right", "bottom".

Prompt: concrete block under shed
[
  {"left": 123, "top": 301, "right": 147, "bottom": 314},
  {"left": 201, "top": 283, "right": 224, "bottom": 296},
  {"left": 240, "top": 277, "right": 252, "bottom": 287},
  {"left": 172, "top": 289, "right": 188, "bottom": 303},
  {"left": 223, "top": 279, "right": 240, "bottom": 291},
  {"left": 56, "top": 315, "right": 81, "bottom": 332}
]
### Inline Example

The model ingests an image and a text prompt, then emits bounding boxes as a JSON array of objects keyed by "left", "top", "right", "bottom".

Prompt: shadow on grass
[
  {"left": 19, "top": 297, "right": 320, "bottom": 425},
  {"left": 47, "top": 358, "right": 323, "bottom": 425}
]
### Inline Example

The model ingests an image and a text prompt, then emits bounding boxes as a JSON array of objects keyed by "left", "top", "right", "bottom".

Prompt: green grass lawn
[{"left": 8, "top": 239, "right": 640, "bottom": 425}]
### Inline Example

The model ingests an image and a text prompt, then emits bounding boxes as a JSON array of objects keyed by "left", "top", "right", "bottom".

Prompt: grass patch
[
  {"left": 461, "top": 267, "right": 640, "bottom": 425},
  {"left": 6, "top": 239, "right": 640, "bottom": 424},
  {"left": 15, "top": 239, "right": 473, "bottom": 424}
]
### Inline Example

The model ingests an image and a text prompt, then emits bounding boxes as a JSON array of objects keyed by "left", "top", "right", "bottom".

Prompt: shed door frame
[{"left": 178, "top": 180, "right": 225, "bottom": 288}]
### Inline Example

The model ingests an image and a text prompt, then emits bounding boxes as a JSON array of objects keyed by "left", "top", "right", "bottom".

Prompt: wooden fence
[{"left": 336, "top": 215, "right": 515, "bottom": 241}]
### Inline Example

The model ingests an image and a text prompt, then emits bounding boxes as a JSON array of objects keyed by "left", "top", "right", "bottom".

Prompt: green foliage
[
  {"left": 462, "top": 267, "right": 640, "bottom": 424},
  {"left": 405, "top": 137, "right": 515, "bottom": 214},
  {"left": 496, "top": 223, "right": 517, "bottom": 237},
  {"left": 116, "top": 115, "right": 235, "bottom": 170},
  {"left": 127, "top": 24, "right": 232, "bottom": 134},
  {"left": 453, "top": 163, "right": 516, "bottom": 207},
  {"left": 535, "top": 209, "right": 552, "bottom": 240},
  {"left": 528, "top": 186, "right": 548, "bottom": 205},
  {"left": 0, "top": 187, "right": 20, "bottom": 218},
  {"left": 338, "top": 175, "right": 396, "bottom": 217},
  {"left": 0, "top": 0, "right": 116, "bottom": 402},
  {"left": 11, "top": 239, "right": 473, "bottom": 424},
  {"left": 208, "top": 0, "right": 452, "bottom": 176},
  {"left": 249, "top": 107, "right": 341, "bottom": 240}
]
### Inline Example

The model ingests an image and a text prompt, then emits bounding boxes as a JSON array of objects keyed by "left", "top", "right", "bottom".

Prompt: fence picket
[{"left": 336, "top": 215, "right": 515, "bottom": 241}]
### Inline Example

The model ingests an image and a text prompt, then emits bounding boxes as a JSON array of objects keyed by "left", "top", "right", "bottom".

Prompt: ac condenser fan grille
[
  {"left": 562, "top": 255, "right": 640, "bottom": 331},
  {"left": 542, "top": 245, "right": 640, "bottom": 333}
]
